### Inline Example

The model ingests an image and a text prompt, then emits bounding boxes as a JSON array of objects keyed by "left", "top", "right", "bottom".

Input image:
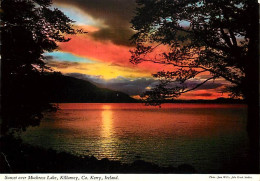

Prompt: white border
[{"left": 1, "top": 174, "right": 260, "bottom": 181}]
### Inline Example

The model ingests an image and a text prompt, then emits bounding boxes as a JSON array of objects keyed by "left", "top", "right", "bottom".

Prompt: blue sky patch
[{"left": 44, "top": 52, "right": 94, "bottom": 63}]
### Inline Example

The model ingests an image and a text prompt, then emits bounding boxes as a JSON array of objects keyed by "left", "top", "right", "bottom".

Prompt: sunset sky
[{"left": 45, "top": 0, "right": 231, "bottom": 100}]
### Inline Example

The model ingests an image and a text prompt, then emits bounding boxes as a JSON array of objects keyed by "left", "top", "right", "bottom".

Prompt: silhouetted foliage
[
  {"left": 131, "top": 0, "right": 259, "bottom": 172},
  {"left": 131, "top": 0, "right": 258, "bottom": 102},
  {"left": 1, "top": 0, "right": 76, "bottom": 134}
]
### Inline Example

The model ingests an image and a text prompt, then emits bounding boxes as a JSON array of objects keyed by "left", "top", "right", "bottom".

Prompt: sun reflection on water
[
  {"left": 101, "top": 105, "right": 113, "bottom": 138},
  {"left": 99, "top": 105, "right": 120, "bottom": 159}
]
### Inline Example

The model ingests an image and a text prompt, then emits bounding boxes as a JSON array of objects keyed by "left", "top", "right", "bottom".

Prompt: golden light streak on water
[
  {"left": 101, "top": 105, "right": 113, "bottom": 139},
  {"left": 99, "top": 105, "right": 120, "bottom": 159}
]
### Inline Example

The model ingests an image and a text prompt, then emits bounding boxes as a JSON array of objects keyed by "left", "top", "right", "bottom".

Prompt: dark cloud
[
  {"left": 190, "top": 93, "right": 213, "bottom": 97},
  {"left": 109, "top": 63, "right": 123, "bottom": 67},
  {"left": 91, "top": 26, "right": 134, "bottom": 46},
  {"left": 44, "top": 56, "right": 53, "bottom": 60},
  {"left": 182, "top": 92, "right": 216, "bottom": 98},
  {"left": 184, "top": 79, "right": 225, "bottom": 90},
  {"left": 46, "top": 60, "right": 80, "bottom": 69},
  {"left": 54, "top": 0, "right": 136, "bottom": 46},
  {"left": 164, "top": 79, "right": 225, "bottom": 93},
  {"left": 177, "top": 76, "right": 226, "bottom": 90}
]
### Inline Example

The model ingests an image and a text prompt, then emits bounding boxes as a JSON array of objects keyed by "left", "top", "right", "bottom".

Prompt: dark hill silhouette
[{"left": 42, "top": 73, "right": 136, "bottom": 103}]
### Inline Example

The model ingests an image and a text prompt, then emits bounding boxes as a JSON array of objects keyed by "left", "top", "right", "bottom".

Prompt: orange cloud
[
  {"left": 178, "top": 89, "right": 230, "bottom": 100},
  {"left": 58, "top": 34, "right": 175, "bottom": 75},
  {"left": 59, "top": 34, "right": 126, "bottom": 60}
]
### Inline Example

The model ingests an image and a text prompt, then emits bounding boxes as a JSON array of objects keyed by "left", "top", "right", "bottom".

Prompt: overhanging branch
[
  {"left": 140, "top": 58, "right": 241, "bottom": 85},
  {"left": 181, "top": 76, "right": 218, "bottom": 93}
]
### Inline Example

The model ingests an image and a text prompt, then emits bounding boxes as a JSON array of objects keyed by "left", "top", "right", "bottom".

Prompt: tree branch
[
  {"left": 140, "top": 58, "right": 241, "bottom": 85},
  {"left": 229, "top": 29, "right": 237, "bottom": 47},
  {"left": 1, "top": 152, "right": 12, "bottom": 173},
  {"left": 220, "top": 28, "right": 232, "bottom": 47},
  {"left": 181, "top": 76, "right": 217, "bottom": 93}
]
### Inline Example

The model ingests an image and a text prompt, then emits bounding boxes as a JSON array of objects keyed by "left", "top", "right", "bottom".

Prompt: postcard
[{"left": 0, "top": 0, "right": 259, "bottom": 180}]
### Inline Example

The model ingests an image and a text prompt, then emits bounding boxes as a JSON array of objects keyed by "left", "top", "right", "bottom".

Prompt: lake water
[{"left": 20, "top": 103, "right": 249, "bottom": 173}]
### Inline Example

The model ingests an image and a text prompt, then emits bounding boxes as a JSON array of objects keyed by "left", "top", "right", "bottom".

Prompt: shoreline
[{"left": 0, "top": 136, "right": 196, "bottom": 173}]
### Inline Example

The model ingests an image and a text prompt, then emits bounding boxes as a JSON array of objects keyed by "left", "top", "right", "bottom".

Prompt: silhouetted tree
[
  {"left": 130, "top": 0, "right": 259, "bottom": 172},
  {"left": 1, "top": 0, "right": 76, "bottom": 133}
]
